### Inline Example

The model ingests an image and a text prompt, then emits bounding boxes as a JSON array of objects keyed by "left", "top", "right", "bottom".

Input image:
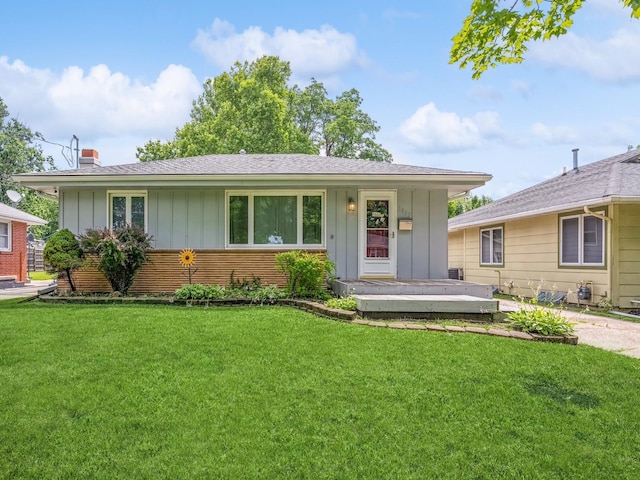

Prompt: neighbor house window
[
  {"left": 0, "top": 221, "right": 10, "bottom": 251},
  {"left": 560, "top": 213, "right": 605, "bottom": 266},
  {"left": 227, "top": 191, "right": 324, "bottom": 247},
  {"left": 480, "top": 226, "right": 503, "bottom": 265},
  {"left": 108, "top": 191, "right": 147, "bottom": 231}
]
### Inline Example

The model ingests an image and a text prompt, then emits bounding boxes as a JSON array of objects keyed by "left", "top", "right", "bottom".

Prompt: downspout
[{"left": 583, "top": 206, "right": 611, "bottom": 222}]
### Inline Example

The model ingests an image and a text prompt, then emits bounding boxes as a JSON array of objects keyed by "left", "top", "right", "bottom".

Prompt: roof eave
[
  {"left": 448, "top": 196, "right": 619, "bottom": 231},
  {"left": 14, "top": 172, "right": 492, "bottom": 193}
]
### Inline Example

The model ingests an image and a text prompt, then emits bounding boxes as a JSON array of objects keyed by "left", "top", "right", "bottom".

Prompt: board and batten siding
[
  {"left": 612, "top": 203, "right": 640, "bottom": 308},
  {"left": 324, "top": 187, "right": 448, "bottom": 280},
  {"left": 60, "top": 185, "right": 449, "bottom": 287},
  {"left": 448, "top": 212, "right": 612, "bottom": 305}
]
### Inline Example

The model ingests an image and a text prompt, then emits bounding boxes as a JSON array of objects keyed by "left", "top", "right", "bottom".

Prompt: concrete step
[
  {"left": 333, "top": 279, "right": 493, "bottom": 299},
  {"left": 0, "top": 276, "right": 24, "bottom": 289},
  {"left": 353, "top": 294, "right": 499, "bottom": 318}
]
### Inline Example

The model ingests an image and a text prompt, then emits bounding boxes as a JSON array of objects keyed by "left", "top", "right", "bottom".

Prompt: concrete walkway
[
  {"left": 499, "top": 299, "right": 640, "bottom": 359},
  {"left": 0, "top": 280, "right": 56, "bottom": 301}
]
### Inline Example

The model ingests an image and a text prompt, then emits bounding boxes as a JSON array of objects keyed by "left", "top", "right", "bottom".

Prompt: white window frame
[
  {"left": 0, "top": 220, "right": 11, "bottom": 252},
  {"left": 560, "top": 212, "right": 605, "bottom": 266},
  {"left": 225, "top": 190, "right": 326, "bottom": 248},
  {"left": 480, "top": 226, "right": 503, "bottom": 266},
  {"left": 107, "top": 191, "right": 148, "bottom": 232}
]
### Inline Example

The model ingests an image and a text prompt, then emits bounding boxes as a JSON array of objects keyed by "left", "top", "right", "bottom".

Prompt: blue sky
[{"left": 2, "top": 0, "right": 640, "bottom": 199}]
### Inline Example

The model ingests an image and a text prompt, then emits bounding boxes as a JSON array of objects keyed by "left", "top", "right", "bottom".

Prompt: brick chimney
[{"left": 78, "top": 149, "right": 101, "bottom": 168}]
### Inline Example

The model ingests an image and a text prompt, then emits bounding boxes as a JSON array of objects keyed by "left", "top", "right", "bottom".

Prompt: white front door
[{"left": 358, "top": 190, "right": 397, "bottom": 278}]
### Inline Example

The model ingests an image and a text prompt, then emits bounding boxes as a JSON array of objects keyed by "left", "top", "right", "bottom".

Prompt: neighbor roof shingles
[{"left": 449, "top": 150, "right": 640, "bottom": 228}]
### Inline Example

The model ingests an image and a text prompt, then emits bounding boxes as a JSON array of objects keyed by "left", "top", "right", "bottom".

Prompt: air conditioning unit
[{"left": 448, "top": 268, "right": 463, "bottom": 280}]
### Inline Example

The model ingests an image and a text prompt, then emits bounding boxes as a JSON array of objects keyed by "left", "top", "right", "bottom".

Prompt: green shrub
[
  {"left": 174, "top": 283, "right": 285, "bottom": 303},
  {"left": 247, "top": 285, "right": 287, "bottom": 304},
  {"left": 42, "top": 229, "right": 84, "bottom": 291},
  {"left": 325, "top": 296, "right": 357, "bottom": 311},
  {"left": 175, "top": 284, "right": 226, "bottom": 300},
  {"left": 597, "top": 297, "right": 613, "bottom": 312},
  {"left": 79, "top": 225, "right": 153, "bottom": 295},
  {"left": 275, "top": 251, "right": 335, "bottom": 299},
  {"left": 507, "top": 306, "right": 575, "bottom": 336}
]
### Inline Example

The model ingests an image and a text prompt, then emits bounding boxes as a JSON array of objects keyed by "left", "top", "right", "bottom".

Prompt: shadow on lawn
[{"left": 521, "top": 373, "right": 600, "bottom": 409}]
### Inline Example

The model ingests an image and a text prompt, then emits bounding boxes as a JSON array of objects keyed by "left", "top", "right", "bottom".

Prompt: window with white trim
[
  {"left": 108, "top": 191, "right": 147, "bottom": 231},
  {"left": 560, "top": 213, "right": 605, "bottom": 266},
  {"left": 480, "top": 226, "right": 503, "bottom": 265},
  {"left": 227, "top": 191, "right": 324, "bottom": 247},
  {"left": 0, "top": 221, "right": 10, "bottom": 251}
]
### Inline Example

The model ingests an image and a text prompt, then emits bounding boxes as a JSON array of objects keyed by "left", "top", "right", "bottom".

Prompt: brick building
[{"left": 0, "top": 202, "right": 47, "bottom": 285}]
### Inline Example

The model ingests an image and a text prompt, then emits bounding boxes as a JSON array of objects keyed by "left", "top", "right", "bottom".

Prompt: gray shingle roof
[
  {"left": 449, "top": 150, "right": 640, "bottom": 229},
  {"left": 17, "top": 153, "right": 486, "bottom": 177},
  {"left": 0, "top": 202, "right": 48, "bottom": 225}
]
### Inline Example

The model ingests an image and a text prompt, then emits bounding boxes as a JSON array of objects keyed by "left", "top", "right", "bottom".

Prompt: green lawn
[
  {"left": 1, "top": 303, "right": 640, "bottom": 479},
  {"left": 27, "top": 271, "right": 57, "bottom": 281}
]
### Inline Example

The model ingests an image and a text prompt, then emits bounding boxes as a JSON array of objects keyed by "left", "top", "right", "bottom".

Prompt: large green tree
[
  {"left": 0, "top": 96, "right": 58, "bottom": 238},
  {"left": 448, "top": 194, "right": 493, "bottom": 218},
  {"left": 451, "top": 0, "right": 640, "bottom": 79},
  {"left": 137, "top": 56, "right": 391, "bottom": 162}
]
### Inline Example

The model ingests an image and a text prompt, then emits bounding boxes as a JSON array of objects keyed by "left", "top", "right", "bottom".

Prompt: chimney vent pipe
[{"left": 572, "top": 148, "right": 579, "bottom": 173}]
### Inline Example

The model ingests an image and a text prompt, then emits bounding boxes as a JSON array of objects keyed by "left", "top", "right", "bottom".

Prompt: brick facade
[
  {"left": 57, "top": 249, "right": 326, "bottom": 294},
  {"left": 0, "top": 221, "right": 28, "bottom": 283}
]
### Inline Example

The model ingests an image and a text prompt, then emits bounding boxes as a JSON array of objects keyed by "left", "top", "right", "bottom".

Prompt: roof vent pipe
[{"left": 572, "top": 148, "right": 579, "bottom": 173}]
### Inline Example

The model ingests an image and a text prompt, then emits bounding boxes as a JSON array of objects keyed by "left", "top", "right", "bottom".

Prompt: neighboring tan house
[
  {"left": 0, "top": 202, "right": 47, "bottom": 286},
  {"left": 448, "top": 149, "right": 640, "bottom": 309},
  {"left": 15, "top": 149, "right": 491, "bottom": 294}
]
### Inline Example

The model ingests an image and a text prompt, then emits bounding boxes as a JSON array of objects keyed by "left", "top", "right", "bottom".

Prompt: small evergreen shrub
[
  {"left": 275, "top": 250, "right": 335, "bottom": 299},
  {"left": 42, "top": 228, "right": 83, "bottom": 291},
  {"left": 325, "top": 296, "right": 357, "bottom": 311}
]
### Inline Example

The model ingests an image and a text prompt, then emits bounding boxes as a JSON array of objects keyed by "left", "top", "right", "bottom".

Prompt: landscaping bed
[{"left": 36, "top": 293, "right": 577, "bottom": 344}]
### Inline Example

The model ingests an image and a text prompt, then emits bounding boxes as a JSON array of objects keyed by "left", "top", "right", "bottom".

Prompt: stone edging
[{"left": 350, "top": 319, "right": 578, "bottom": 345}]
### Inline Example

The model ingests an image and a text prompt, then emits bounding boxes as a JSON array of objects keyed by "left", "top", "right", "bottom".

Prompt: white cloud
[
  {"left": 530, "top": 122, "right": 579, "bottom": 144},
  {"left": 48, "top": 63, "right": 200, "bottom": 137},
  {"left": 398, "top": 103, "right": 503, "bottom": 153},
  {"left": 530, "top": 27, "right": 640, "bottom": 82},
  {"left": 0, "top": 56, "right": 201, "bottom": 166},
  {"left": 192, "top": 18, "right": 368, "bottom": 82}
]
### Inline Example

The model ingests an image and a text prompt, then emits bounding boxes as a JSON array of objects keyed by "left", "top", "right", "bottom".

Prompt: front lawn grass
[
  {"left": 1, "top": 303, "right": 640, "bottom": 479},
  {"left": 27, "top": 271, "right": 57, "bottom": 281}
]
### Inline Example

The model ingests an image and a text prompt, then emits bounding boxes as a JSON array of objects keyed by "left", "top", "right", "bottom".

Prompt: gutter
[
  {"left": 13, "top": 172, "right": 492, "bottom": 184},
  {"left": 448, "top": 196, "right": 617, "bottom": 231}
]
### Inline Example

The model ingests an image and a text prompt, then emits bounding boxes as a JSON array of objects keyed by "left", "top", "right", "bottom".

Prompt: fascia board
[
  {"left": 448, "top": 196, "right": 616, "bottom": 231},
  {"left": 15, "top": 173, "right": 492, "bottom": 189}
]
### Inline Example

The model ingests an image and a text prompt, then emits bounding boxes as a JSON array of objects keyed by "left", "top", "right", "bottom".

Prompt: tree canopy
[
  {"left": 137, "top": 56, "right": 391, "bottom": 162},
  {"left": 0, "top": 96, "right": 58, "bottom": 238},
  {"left": 451, "top": 0, "right": 640, "bottom": 79},
  {"left": 448, "top": 194, "right": 493, "bottom": 218}
]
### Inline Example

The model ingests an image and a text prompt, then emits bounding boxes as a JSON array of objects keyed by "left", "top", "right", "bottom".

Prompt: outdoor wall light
[{"left": 348, "top": 197, "right": 356, "bottom": 212}]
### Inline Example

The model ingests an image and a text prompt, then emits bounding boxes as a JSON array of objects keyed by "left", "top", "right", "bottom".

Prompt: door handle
[{"left": 391, "top": 231, "right": 395, "bottom": 239}]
